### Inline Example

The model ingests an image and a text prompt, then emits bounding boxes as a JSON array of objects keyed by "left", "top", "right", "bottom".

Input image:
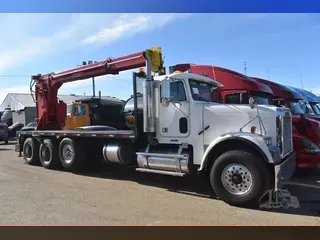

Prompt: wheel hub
[
  {"left": 62, "top": 144, "right": 74, "bottom": 164},
  {"left": 231, "top": 173, "right": 242, "bottom": 185},
  {"left": 221, "top": 164, "right": 253, "bottom": 195}
]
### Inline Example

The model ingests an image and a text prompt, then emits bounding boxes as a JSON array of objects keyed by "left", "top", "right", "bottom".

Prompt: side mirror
[
  {"left": 160, "top": 79, "right": 171, "bottom": 106},
  {"left": 249, "top": 97, "right": 256, "bottom": 109}
]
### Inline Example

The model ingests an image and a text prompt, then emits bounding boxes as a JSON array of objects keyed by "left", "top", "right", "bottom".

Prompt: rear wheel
[
  {"left": 39, "top": 139, "right": 61, "bottom": 170},
  {"left": 23, "top": 137, "right": 40, "bottom": 165},
  {"left": 210, "top": 150, "right": 271, "bottom": 207},
  {"left": 59, "top": 138, "right": 86, "bottom": 172}
]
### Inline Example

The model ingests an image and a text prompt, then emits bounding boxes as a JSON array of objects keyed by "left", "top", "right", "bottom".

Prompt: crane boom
[{"left": 32, "top": 47, "right": 163, "bottom": 130}]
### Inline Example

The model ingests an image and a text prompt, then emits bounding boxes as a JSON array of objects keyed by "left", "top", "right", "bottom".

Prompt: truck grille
[{"left": 277, "top": 108, "right": 293, "bottom": 158}]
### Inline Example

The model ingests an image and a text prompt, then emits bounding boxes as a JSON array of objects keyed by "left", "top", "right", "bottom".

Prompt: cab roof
[
  {"left": 252, "top": 77, "right": 302, "bottom": 100},
  {"left": 288, "top": 87, "right": 320, "bottom": 103},
  {"left": 169, "top": 64, "right": 273, "bottom": 95},
  {"left": 154, "top": 72, "right": 223, "bottom": 87}
]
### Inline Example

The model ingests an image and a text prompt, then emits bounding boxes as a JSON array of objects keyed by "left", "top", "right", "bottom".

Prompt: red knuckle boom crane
[{"left": 31, "top": 47, "right": 163, "bottom": 130}]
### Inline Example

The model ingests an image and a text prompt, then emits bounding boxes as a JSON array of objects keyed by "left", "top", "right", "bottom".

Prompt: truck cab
[
  {"left": 169, "top": 64, "right": 320, "bottom": 171},
  {"left": 253, "top": 77, "right": 320, "bottom": 169},
  {"left": 64, "top": 97, "right": 125, "bottom": 130},
  {"left": 65, "top": 102, "right": 90, "bottom": 130},
  {"left": 169, "top": 64, "right": 273, "bottom": 105},
  {"left": 131, "top": 71, "right": 295, "bottom": 206},
  {"left": 289, "top": 87, "right": 320, "bottom": 119}
]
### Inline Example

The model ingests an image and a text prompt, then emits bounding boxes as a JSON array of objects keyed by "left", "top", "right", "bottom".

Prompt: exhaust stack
[{"left": 143, "top": 53, "right": 156, "bottom": 133}]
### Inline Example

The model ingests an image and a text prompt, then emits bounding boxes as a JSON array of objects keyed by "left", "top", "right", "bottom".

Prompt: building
[{"left": 0, "top": 93, "right": 124, "bottom": 126}]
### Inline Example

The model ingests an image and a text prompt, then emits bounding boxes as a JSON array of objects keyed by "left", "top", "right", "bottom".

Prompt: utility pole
[
  {"left": 300, "top": 76, "right": 304, "bottom": 89},
  {"left": 92, "top": 76, "right": 96, "bottom": 97},
  {"left": 244, "top": 62, "right": 247, "bottom": 75},
  {"left": 79, "top": 60, "right": 98, "bottom": 97}
]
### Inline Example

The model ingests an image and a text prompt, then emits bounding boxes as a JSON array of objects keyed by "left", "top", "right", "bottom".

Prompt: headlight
[
  {"left": 301, "top": 139, "right": 320, "bottom": 153},
  {"left": 264, "top": 137, "right": 272, "bottom": 146}
]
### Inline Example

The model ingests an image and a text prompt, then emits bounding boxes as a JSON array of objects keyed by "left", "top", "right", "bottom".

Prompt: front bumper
[
  {"left": 296, "top": 152, "right": 320, "bottom": 168},
  {"left": 274, "top": 151, "right": 296, "bottom": 191},
  {"left": 0, "top": 136, "right": 8, "bottom": 141}
]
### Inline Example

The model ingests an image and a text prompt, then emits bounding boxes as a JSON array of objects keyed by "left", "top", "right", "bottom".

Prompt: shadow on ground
[
  {"left": 73, "top": 163, "right": 320, "bottom": 217},
  {"left": 0, "top": 142, "right": 16, "bottom": 146},
  {"left": 0, "top": 148, "right": 11, "bottom": 151}
]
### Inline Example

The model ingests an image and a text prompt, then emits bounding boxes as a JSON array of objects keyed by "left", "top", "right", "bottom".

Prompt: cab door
[
  {"left": 158, "top": 80, "right": 190, "bottom": 138},
  {"left": 65, "top": 103, "right": 90, "bottom": 129}
]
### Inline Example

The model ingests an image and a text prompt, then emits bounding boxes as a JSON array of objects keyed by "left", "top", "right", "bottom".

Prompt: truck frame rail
[{"left": 17, "top": 130, "right": 136, "bottom": 139}]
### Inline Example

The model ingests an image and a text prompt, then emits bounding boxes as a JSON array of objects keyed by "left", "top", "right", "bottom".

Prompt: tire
[
  {"left": 209, "top": 150, "right": 271, "bottom": 207},
  {"left": 23, "top": 138, "right": 40, "bottom": 165},
  {"left": 5, "top": 140, "right": 8, "bottom": 144},
  {"left": 282, "top": 199, "right": 289, "bottom": 209},
  {"left": 39, "top": 139, "right": 61, "bottom": 170},
  {"left": 59, "top": 138, "right": 86, "bottom": 172}
]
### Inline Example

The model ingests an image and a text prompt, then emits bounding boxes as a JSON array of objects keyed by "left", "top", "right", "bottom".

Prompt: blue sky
[{"left": 0, "top": 13, "right": 319, "bottom": 102}]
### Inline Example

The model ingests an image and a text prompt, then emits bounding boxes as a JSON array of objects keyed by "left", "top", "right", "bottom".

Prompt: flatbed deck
[{"left": 17, "top": 130, "right": 136, "bottom": 139}]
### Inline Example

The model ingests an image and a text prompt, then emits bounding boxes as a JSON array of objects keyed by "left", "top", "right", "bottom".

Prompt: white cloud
[
  {"left": 0, "top": 13, "right": 188, "bottom": 74},
  {"left": 82, "top": 13, "right": 190, "bottom": 45},
  {"left": 0, "top": 13, "right": 189, "bottom": 104},
  {"left": 306, "top": 88, "right": 320, "bottom": 96}
]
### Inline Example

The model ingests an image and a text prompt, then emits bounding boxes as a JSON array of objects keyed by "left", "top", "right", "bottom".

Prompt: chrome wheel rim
[
  {"left": 221, "top": 164, "right": 253, "bottom": 195},
  {"left": 62, "top": 144, "right": 74, "bottom": 164}
]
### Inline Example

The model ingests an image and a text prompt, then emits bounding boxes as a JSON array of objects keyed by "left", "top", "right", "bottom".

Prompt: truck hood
[{"left": 203, "top": 104, "right": 278, "bottom": 145}]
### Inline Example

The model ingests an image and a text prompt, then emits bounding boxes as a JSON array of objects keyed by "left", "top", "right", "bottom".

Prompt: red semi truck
[
  {"left": 169, "top": 64, "right": 320, "bottom": 170},
  {"left": 169, "top": 64, "right": 273, "bottom": 105},
  {"left": 253, "top": 77, "right": 320, "bottom": 169}
]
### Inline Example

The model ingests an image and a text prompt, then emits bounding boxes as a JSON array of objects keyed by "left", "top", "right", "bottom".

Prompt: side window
[
  {"left": 226, "top": 93, "right": 240, "bottom": 104},
  {"left": 225, "top": 93, "right": 249, "bottom": 104},
  {"left": 170, "top": 81, "right": 186, "bottom": 101},
  {"left": 74, "top": 105, "right": 86, "bottom": 116},
  {"left": 273, "top": 100, "right": 285, "bottom": 107}
]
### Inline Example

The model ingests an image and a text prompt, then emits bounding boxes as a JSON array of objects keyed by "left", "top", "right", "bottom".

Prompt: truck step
[
  {"left": 135, "top": 168, "right": 186, "bottom": 177},
  {"left": 135, "top": 152, "right": 185, "bottom": 159}
]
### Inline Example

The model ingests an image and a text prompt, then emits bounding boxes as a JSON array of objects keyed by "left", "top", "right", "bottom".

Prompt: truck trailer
[{"left": 16, "top": 47, "right": 295, "bottom": 207}]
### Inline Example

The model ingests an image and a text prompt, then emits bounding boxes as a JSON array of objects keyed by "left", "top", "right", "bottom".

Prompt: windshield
[
  {"left": 252, "top": 95, "right": 270, "bottom": 105},
  {"left": 189, "top": 80, "right": 216, "bottom": 102},
  {"left": 26, "top": 122, "right": 36, "bottom": 128},
  {"left": 299, "top": 101, "right": 315, "bottom": 115},
  {"left": 289, "top": 101, "right": 305, "bottom": 115},
  {"left": 67, "top": 104, "right": 72, "bottom": 116},
  {"left": 225, "top": 92, "right": 270, "bottom": 105},
  {"left": 310, "top": 102, "right": 320, "bottom": 115}
]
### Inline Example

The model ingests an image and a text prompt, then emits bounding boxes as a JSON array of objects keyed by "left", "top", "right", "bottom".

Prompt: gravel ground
[{"left": 0, "top": 142, "right": 319, "bottom": 225}]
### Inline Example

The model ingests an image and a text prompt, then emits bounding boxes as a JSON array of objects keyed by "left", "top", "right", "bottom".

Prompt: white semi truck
[{"left": 16, "top": 47, "right": 295, "bottom": 207}]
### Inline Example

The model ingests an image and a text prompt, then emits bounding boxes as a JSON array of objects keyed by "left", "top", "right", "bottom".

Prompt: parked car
[
  {"left": 8, "top": 122, "right": 24, "bottom": 138},
  {"left": 0, "top": 123, "right": 9, "bottom": 144},
  {"left": 20, "top": 122, "right": 37, "bottom": 131}
]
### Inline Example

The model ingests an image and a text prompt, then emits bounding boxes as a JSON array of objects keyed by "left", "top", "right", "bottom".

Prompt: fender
[{"left": 199, "top": 132, "right": 275, "bottom": 171}]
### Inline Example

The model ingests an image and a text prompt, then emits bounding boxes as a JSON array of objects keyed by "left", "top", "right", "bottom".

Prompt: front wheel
[{"left": 210, "top": 150, "right": 271, "bottom": 207}]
